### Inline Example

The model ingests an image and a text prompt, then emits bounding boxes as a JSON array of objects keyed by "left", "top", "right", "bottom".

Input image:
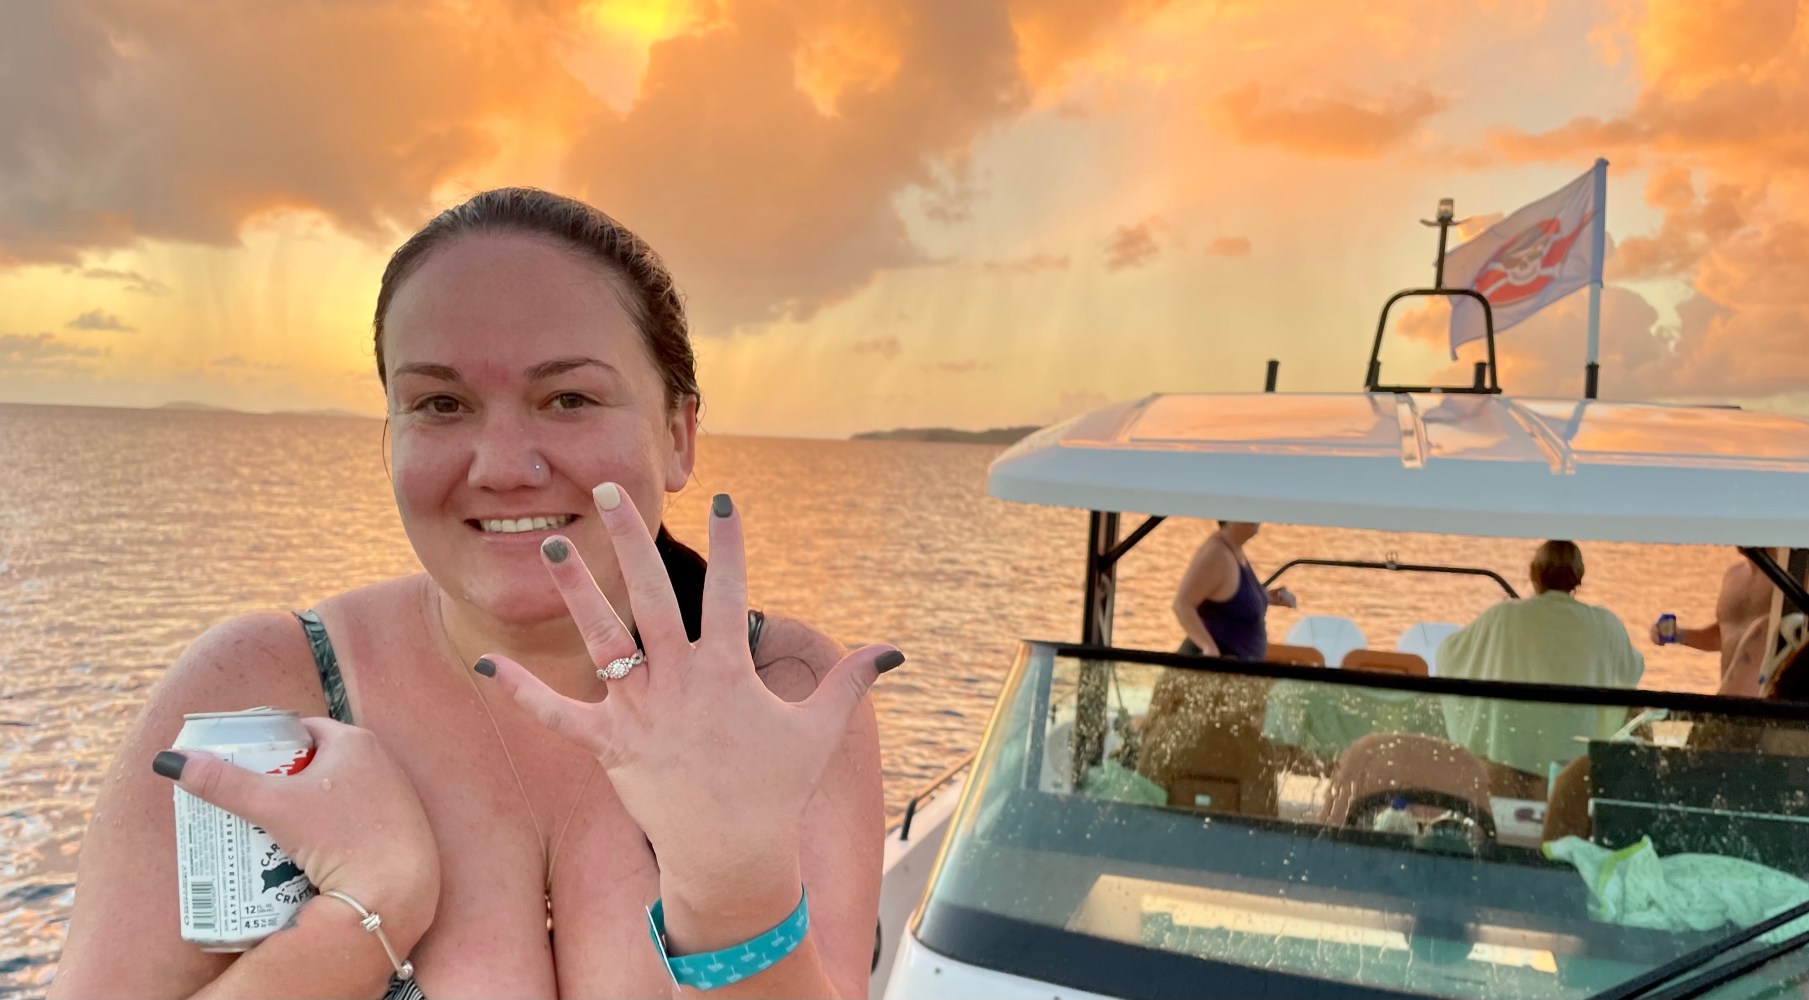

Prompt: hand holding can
[
  {"left": 1656, "top": 613, "right": 1678, "bottom": 645},
  {"left": 154, "top": 714, "right": 441, "bottom": 955}
]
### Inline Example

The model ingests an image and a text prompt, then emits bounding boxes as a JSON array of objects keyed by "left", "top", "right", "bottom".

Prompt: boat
[{"left": 867, "top": 285, "right": 1809, "bottom": 998}]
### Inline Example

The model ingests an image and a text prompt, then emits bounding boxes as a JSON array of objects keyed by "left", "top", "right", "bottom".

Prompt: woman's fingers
[
  {"left": 701, "top": 493, "right": 750, "bottom": 657},
  {"left": 801, "top": 644, "right": 905, "bottom": 731},
  {"left": 538, "top": 535, "right": 639, "bottom": 680},
  {"left": 152, "top": 748, "right": 277, "bottom": 822},
  {"left": 477, "top": 653, "right": 610, "bottom": 754},
  {"left": 592, "top": 482, "right": 688, "bottom": 657}
]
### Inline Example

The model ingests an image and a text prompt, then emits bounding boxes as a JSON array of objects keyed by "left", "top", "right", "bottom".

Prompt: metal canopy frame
[{"left": 1366, "top": 288, "right": 1500, "bottom": 394}]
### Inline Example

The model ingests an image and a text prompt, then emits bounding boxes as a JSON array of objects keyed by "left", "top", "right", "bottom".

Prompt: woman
[
  {"left": 1172, "top": 520, "right": 1294, "bottom": 661},
  {"left": 51, "top": 188, "right": 901, "bottom": 998}
]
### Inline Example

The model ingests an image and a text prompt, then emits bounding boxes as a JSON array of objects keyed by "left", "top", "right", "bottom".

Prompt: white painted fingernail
[{"left": 593, "top": 482, "right": 621, "bottom": 511}]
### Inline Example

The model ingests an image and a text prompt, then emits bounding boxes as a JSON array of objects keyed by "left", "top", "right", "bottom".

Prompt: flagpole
[{"left": 1585, "top": 157, "right": 1608, "bottom": 399}]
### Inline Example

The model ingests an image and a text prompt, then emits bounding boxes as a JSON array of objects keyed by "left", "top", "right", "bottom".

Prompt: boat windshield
[{"left": 915, "top": 643, "right": 1809, "bottom": 1000}]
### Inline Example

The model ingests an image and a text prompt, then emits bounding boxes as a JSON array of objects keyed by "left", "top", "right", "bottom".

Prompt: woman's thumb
[{"left": 153, "top": 750, "right": 276, "bottom": 820}]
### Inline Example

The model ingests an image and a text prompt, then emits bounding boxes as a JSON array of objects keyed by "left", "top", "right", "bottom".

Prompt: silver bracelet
[{"left": 321, "top": 890, "right": 415, "bottom": 981}]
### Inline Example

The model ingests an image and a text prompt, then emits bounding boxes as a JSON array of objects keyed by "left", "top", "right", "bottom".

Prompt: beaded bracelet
[{"left": 646, "top": 887, "right": 808, "bottom": 991}]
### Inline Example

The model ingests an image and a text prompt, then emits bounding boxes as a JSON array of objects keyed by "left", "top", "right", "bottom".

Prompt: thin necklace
[{"left": 435, "top": 587, "right": 596, "bottom": 933}]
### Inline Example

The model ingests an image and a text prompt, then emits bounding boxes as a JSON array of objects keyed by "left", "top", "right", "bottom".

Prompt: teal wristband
[{"left": 646, "top": 887, "right": 809, "bottom": 991}]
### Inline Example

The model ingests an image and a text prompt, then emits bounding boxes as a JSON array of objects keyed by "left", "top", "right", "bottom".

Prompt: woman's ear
[{"left": 663, "top": 395, "right": 699, "bottom": 493}]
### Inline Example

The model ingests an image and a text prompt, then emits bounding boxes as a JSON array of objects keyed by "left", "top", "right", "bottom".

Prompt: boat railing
[{"left": 895, "top": 751, "right": 976, "bottom": 842}]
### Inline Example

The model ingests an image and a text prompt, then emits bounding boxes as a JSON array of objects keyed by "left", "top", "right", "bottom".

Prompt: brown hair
[
  {"left": 371, "top": 187, "right": 698, "bottom": 411},
  {"left": 1531, "top": 540, "right": 1585, "bottom": 594}
]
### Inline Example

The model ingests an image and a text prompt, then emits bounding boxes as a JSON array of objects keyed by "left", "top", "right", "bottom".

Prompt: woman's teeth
[{"left": 480, "top": 515, "right": 576, "bottom": 534}]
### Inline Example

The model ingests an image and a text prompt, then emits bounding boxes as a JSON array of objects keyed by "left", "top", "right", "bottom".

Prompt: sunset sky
[{"left": 1, "top": 0, "right": 1805, "bottom": 438}]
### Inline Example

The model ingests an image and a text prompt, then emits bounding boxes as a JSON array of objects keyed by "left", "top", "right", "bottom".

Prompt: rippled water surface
[{"left": 0, "top": 403, "right": 1736, "bottom": 991}]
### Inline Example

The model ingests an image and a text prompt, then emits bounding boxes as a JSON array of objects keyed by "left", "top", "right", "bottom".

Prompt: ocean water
[{"left": 0, "top": 403, "right": 1736, "bottom": 991}]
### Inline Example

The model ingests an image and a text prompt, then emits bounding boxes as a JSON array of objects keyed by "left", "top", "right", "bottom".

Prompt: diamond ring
[{"left": 598, "top": 649, "right": 645, "bottom": 681}]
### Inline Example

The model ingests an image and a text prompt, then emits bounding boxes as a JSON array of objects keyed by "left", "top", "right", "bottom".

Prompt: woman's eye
[
  {"left": 416, "top": 395, "right": 463, "bottom": 415},
  {"left": 550, "top": 392, "right": 593, "bottom": 411}
]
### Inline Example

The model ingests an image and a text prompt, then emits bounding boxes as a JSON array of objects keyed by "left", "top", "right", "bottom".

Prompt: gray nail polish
[
  {"left": 474, "top": 657, "right": 496, "bottom": 677},
  {"left": 712, "top": 493, "right": 732, "bottom": 518},
  {"left": 152, "top": 750, "right": 187, "bottom": 780},
  {"left": 542, "top": 537, "right": 569, "bottom": 563},
  {"left": 875, "top": 650, "right": 906, "bottom": 674}
]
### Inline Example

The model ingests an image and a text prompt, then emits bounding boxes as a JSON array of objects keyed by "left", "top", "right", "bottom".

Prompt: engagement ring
[{"left": 598, "top": 649, "right": 645, "bottom": 681}]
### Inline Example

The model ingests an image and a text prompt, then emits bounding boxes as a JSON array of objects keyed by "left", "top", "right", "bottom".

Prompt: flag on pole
[{"left": 1442, "top": 162, "right": 1607, "bottom": 359}]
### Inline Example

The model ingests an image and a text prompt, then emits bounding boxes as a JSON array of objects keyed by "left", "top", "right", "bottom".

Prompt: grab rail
[{"left": 896, "top": 751, "right": 975, "bottom": 842}]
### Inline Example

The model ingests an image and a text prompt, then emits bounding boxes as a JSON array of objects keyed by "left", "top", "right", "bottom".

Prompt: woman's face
[{"left": 381, "top": 232, "right": 696, "bottom": 625}]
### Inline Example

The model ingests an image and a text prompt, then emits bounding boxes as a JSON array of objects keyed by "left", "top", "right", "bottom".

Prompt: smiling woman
[{"left": 49, "top": 188, "right": 901, "bottom": 999}]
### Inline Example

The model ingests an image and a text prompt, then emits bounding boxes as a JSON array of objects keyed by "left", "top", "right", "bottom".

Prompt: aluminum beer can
[
  {"left": 1657, "top": 613, "right": 1679, "bottom": 644},
  {"left": 171, "top": 708, "right": 316, "bottom": 951}
]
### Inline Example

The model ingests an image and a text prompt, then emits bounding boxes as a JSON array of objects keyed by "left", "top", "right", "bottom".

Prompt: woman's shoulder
[
  {"left": 752, "top": 613, "right": 848, "bottom": 703},
  {"left": 148, "top": 610, "right": 328, "bottom": 721}
]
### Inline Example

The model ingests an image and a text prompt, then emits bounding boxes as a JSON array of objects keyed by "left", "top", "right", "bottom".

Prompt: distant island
[
  {"left": 851, "top": 425, "right": 1039, "bottom": 445},
  {"left": 158, "top": 400, "right": 236, "bottom": 412}
]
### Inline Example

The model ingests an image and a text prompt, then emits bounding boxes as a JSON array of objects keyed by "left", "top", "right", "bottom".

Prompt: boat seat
[
  {"left": 1395, "top": 622, "right": 1462, "bottom": 676},
  {"left": 1263, "top": 642, "right": 1325, "bottom": 667},
  {"left": 1341, "top": 649, "right": 1429, "bottom": 677},
  {"left": 1284, "top": 616, "right": 1368, "bottom": 669},
  {"left": 1137, "top": 671, "right": 1289, "bottom": 817}
]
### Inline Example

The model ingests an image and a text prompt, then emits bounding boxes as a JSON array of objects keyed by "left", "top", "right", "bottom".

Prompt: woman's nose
[{"left": 467, "top": 419, "right": 552, "bottom": 491}]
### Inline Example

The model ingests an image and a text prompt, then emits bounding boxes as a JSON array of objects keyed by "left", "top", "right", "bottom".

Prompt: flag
[{"left": 1442, "top": 161, "right": 1606, "bottom": 359}]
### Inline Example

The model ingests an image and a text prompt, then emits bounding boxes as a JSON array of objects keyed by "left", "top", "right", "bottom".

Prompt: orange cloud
[
  {"left": 81, "top": 268, "right": 168, "bottom": 295},
  {"left": 1204, "top": 236, "right": 1251, "bottom": 257},
  {"left": 1210, "top": 83, "right": 1447, "bottom": 158},
  {"left": 0, "top": 1, "right": 590, "bottom": 265},
  {"left": 922, "top": 358, "right": 994, "bottom": 373},
  {"left": 1461, "top": 0, "right": 1809, "bottom": 404},
  {"left": 0, "top": 332, "right": 110, "bottom": 371},
  {"left": 1104, "top": 217, "right": 1163, "bottom": 270},
  {"left": 65, "top": 309, "right": 136, "bottom": 332}
]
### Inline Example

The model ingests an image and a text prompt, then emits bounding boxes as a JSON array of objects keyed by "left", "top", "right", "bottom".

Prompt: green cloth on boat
[
  {"left": 1261, "top": 681, "right": 1449, "bottom": 759},
  {"left": 1084, "top": 760, "right": 1170, "bottom": 806},
  {"left": 1545, "top": 836, "right": 1809, "bottom": 944}
]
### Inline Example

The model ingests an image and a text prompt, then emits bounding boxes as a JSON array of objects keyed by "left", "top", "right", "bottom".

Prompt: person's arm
[
  {"left": 739, "top": 618, "right": 885, "bottom": 999},
  {"left": 1652, "top": 618, "right": 1721, "bottom": 651},
  {"left": 1173, "top": 542, "right": 1236, "bottom": 656},
  {"left": 51, "top": 614, "right": 438, "bottom": 999}
]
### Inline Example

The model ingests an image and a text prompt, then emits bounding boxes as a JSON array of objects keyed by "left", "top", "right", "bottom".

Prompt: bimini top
[{"left": 988, "top": 393, "right": 1809, "bottom": 546}]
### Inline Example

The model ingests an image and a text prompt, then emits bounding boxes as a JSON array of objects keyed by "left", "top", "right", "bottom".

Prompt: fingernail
[
  {"left": 712, "top": 493, "right": 732, "bottom": 518},
  {"left": 542, "top": 537, "right": 569, "bottom": 563},
  {"left": 875, "top": 650, "right": 906, "bottom": 674},
  {"left": 474, "top": 657, "right": 496, "bottom": 677},
  {"left": 152, "top": 750, "right": 187, "bottom": 780},
  {"left": 593, "top": 482, "right": 621, "bottom": 511}
]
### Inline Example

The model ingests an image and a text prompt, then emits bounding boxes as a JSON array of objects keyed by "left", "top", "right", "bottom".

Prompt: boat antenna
[{"left": 1421, "top": 198, "right": 1467, "bottom": 290}]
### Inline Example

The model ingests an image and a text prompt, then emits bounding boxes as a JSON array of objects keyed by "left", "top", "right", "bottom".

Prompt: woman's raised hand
[
  {"left": 477, "top": 485, "right": 901, "bottom": 914},
  {"left": 152, "top": 717, "right": 441, "bottom": 941}
]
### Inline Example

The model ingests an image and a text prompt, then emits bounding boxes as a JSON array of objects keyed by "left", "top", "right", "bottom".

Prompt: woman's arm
[
  {"left": 1173, "top": 541, "right": 1236, "bottom": 656},
  {"left": 51, "top": 613, "right": 437, "bottom": 999}
]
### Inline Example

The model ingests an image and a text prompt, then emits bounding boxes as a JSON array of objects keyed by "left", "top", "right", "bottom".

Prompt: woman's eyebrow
[
  {"left": 527, "top": 357, "right": 619, "bottom": 380},
  {"left": 391, "top": 362, "right": 461, "bottom": 382}
]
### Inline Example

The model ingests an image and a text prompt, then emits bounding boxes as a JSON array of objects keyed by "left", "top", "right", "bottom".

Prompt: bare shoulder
[
  {"left": 753, "top": 613, "right": 848, "bottom": 704},
  {"left": 156, "top": 610, "right": 329, "bottom": 716}
]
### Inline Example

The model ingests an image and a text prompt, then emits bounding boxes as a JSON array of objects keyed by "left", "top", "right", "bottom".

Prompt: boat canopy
[{"left": 988, "top": 393, "right": 1809, "bottom": 547}]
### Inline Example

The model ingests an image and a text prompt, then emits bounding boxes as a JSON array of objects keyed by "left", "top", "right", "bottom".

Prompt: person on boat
[
  {"left": 1172, "top": 520, "right": 1296, "bottom": 660},
  {"left": 1437, "top": 540, "right": 1644, "bottom": 794},
  {"left": 1653, "top": 557, "right": 1776, "bottom": 697},
  {"left": 1543, "top": 639, "right": 1809, "bottom": 842},
  {"left": 51, "top": 188, "right": 900, "bottom": 998}
]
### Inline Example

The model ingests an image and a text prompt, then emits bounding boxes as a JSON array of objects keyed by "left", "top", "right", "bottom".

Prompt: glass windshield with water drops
[{"left": 918, "top": 645, "right": 1809, "bottom": 999}]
